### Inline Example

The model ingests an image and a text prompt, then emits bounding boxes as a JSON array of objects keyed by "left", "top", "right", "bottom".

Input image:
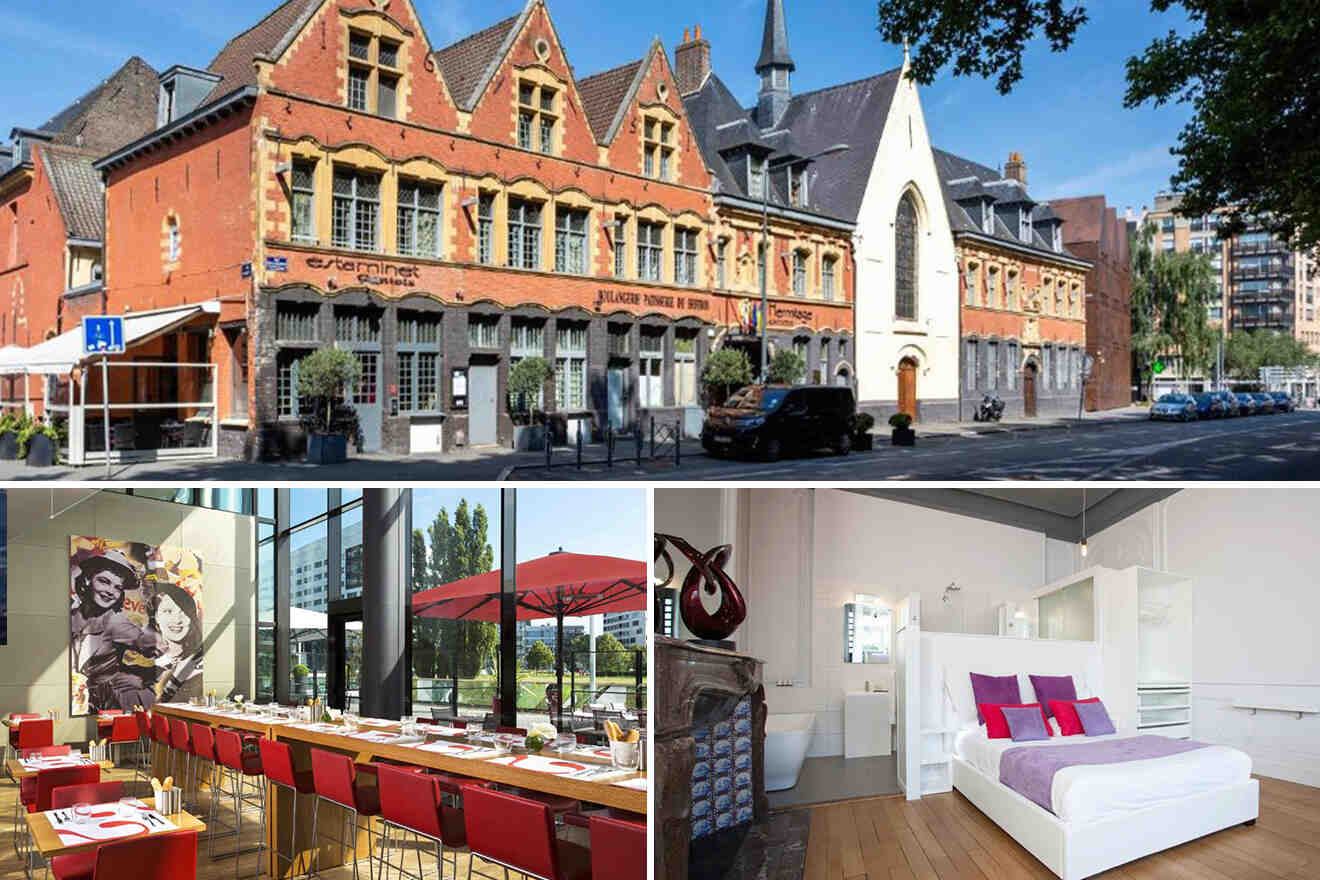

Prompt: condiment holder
[
  {"left": 156, "top": 787, "right": 182, "bottom": 815},
  {"left": 88, "top": 742, "right": 107, "bottom": 763}
]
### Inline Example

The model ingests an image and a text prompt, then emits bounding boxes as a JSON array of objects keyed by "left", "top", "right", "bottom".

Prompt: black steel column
[
  {"left": 362, "top": 488, "right": 409, "bottom": 720},
  {"left": 499, "top": 489, "right": 517, "bottom": 728},
  {"left": 274, "top": 489, "right": 291, "bottom": 705}
]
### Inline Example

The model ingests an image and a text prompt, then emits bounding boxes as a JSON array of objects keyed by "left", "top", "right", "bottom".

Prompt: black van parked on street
[{"left": 702, "top": 385, "right": 857, "bottom": 461}]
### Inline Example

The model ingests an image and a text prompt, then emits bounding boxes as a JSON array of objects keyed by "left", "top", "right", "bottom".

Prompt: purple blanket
[{"left": 1000, "top": 735, "right": 1210, "bottom": 813}]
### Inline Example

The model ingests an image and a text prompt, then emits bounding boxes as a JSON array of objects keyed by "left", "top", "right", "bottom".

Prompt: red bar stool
[
  {"left": 132, "top": 711, "right": 152, "bottom": 784},
  {"left": 188, "top": 723, "right": 220, "bottom": 814},
  {"left": 461, "top": 784, "right": 590, "bottom": 880},
  {"left": 168, "top": 719, "right": 196, "bottom": 805},
  {"left": 376, "top": 764, "right": 469, "bottom": 880},
  {"left": 210, "top": 728, "right": 267, "bottom": 874},
  {"left": 258, "top": 737, "right": 316, "bottom": 878},
  {"left": 53, "top": 829, "right": 199, "bottom": 880},
  {"left": 150, "top": 714, "right": 171, "bottom": 776},
  {"left": 587, "top": 815, "right": 645, "bottom": 880},
  {"left": 309, "top": 748, "right": 384, "bottom": 880}
]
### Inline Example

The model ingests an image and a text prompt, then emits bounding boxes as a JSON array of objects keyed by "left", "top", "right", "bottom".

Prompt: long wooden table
[
  {"left": 24, "top": 797, "right": 205, "bottom": 861},
  {"left": 151, "top": 703, "right": 646, "bottom": 878}
]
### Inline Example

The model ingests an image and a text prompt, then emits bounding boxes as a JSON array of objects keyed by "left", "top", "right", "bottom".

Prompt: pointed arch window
[{"left": 895, "top": 192, "right": 919, "bottom": 320}]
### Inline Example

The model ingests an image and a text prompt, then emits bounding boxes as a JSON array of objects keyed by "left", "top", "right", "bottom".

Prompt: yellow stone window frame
[
  {"left": 640, "top": 104, "right": 679, "bottom": 181},
  {"left": 342, "top": 13, "right": 410, "bottom": 121},
  {"left": 513, "top": 67, "right": 565, "bottom": 156}
]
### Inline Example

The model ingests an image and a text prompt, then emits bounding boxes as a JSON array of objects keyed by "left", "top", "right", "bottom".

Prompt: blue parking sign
[{"left": 82, "top": 315, "right": 126, "bottom": 355}]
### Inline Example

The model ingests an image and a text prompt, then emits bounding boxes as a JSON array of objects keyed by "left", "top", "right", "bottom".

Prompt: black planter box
[
  {"left": 25, "top": 433, "right": 55, "bottom": 467},
  {"left": 0, "top": 431, "right": 19, "bottom": 460},
  {"left": 852, "top": 433, "right": 874, "bottom": 452},
  {"left": 891, "top": 427, "right": 916, "bottom": 447},
  {"left": 305, "top": 433, "right": 348, "bottom": 464}
]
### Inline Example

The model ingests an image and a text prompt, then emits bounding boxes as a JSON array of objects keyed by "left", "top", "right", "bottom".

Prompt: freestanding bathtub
[{"left": 764, "top": 713, "right": 815, "bottom": 791}]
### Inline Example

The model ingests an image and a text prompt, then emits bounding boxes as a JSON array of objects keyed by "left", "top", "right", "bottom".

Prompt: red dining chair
[
  {"left": 377, "top": 764, "right": 469, "bottom": 880},
  {"left": 12, "top": 745, "right": 73, "bottom": 860},
  {"left": 108, "top": 716, "right": 139, "bottom": 769},
  {"left": 95, "top": 710, "right": 127, "bottom": 743},
  {"left": 7, "top": 713, "right": 42, "bottom": 769},
  {"left": 32, "top": 765, "right": 101, "bottom": 814},
  {"left": 588, "top": 814, "right": 645, "bottom": 880},
  {"left": 51, "top": 780, "right": 125, "bottom": 809},
  {"left": 17, "top": 718, "right": 54, "bottom": 752},
  {"left": 309, "top": 748, "right": 383, "bottom": 880},
  {"left": 461, "top": 784, "right": 590, "bottom": 880},
  {"left": 255, "top": 738, "right": 313, "bottom": 876},
  {"left": 210, "top": 728, "right": 266, "bottom": 871},
  {"left": 53, "top": 829, "right": 199, "bottom": 880}
]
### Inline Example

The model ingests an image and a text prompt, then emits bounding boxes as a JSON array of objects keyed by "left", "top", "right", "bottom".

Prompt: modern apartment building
[{"left": 1142, "top": 192, "right": 1319, "bottom": 391}]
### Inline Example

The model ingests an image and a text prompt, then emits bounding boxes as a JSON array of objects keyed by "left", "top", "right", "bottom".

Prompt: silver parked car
[{"left": 1150, "top": 393, "right": 1197, "bottom": 421}]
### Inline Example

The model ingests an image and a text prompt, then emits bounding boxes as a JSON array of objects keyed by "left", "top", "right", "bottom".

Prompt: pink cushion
[{"left": 1050, "top": 698, "right": 1100, "bottom": 736}]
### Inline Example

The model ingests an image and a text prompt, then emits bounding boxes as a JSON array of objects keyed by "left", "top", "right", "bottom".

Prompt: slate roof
[
  {"left": 932, "top": 147, "right": 1080, "bottom": 260},
  {"left": 433, "top": 13, "right": 522, "bottom": 111},
  {"left": 203, "top": 0, "right": 321, "bottom": 104},
  {"left": 576, "top": 58, "right": 643, "bottom": 143},
  {"left": 683, "top": 68, "right": 900, "bottom": 223},
  {"left": 43, "top": 146, "right": 105, "bottom": 241},
  {"left": 755, "top": 0, "right": 794, "bottom": 73}
]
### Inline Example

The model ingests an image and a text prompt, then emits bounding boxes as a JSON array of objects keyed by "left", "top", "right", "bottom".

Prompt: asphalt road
[
  {"left": 566, "top": 410, "right": 1320, "bottom": 481},
  {"left": 5, "top": 410, "right": 1315, "bottom": 482}
]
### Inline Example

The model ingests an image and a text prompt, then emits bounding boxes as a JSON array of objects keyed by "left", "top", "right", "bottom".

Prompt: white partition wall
[{"left": 894, "top": 593, "right": 921, "bottom": 800}]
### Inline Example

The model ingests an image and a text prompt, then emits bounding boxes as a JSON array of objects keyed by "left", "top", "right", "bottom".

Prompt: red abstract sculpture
[{"left": 654, "top": 533, "right": 747, "bottom": 641}]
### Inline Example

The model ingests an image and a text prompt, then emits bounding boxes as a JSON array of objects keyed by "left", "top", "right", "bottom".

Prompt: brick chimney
[
  {"left": 674, "top": 25, "right": 710, "bottom": 96},
  {"left": 1004, "top": 151, "right": 1027, "bottom": 186}
]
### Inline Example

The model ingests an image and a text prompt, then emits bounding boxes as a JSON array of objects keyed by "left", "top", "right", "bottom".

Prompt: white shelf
[
  {"left": 1231, "top": 702, "right": 1319, "bottom": 719},
  {"left": 1139, "top": 704, "right": 1190, "bottom": 712},
  {"left": 1138, "top": 720, "right": 1190, "bottom": 730}
]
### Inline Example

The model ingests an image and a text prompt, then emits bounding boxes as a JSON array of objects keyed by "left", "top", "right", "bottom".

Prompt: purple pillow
[
  {"left": 1075, "top": 700, "right": 1116, "bottom": 736},
  {"left": 1002, "top": 706, "right": 1050, "bottom": 742},
  {"left": 1029, "top": 674, "right": 1078, "bottom": 719},
  {"left": 970, "top": 673, "right": 1021, "bottom": 724}
]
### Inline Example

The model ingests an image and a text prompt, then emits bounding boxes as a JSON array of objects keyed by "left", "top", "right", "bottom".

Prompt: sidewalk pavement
[{"left": 909, "top": 404, "right": 1153, "bottom": 439}]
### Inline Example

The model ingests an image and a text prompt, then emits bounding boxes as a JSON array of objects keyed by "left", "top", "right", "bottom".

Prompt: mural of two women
[{"left": 69, "top": 537, "right": 204, "bottom": 715}]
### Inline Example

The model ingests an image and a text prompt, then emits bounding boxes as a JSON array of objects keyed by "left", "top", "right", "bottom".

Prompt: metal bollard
[
  {"left": 606, "top": 424, "right": 613, "bottom": 468},
  {"left": 650, "top": 417, "right": 656, "bottom": 458},
  {"left": 675, "top": 419, "right": 681, "bottom": 466},
  {"left": 545, "top": 422, "right": 552, "bottom": 468},
  {"left": 576, "top": 423, "right": 583, "bottom": 468},
  {"left": 635, "top": 426, "right": 643, "bottom": 466}
]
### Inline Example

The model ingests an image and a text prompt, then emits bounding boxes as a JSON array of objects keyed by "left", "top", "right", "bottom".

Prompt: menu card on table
[{"left": 45, "top": 800, "right": 177, "bottom": 844}]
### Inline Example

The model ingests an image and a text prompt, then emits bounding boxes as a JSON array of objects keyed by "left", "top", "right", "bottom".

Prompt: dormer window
[
  {"left": 517, "top": 80, "right": 557, "bottom": 153},
  {"left": 1019, "top": 208, "right": 1032, "bottom": 243},
  {"left": 1053, "top": 224, "right": 1062, "bottom": 253},
  {"left": 346, "top": 31, "right": 403, "bottom": 119},
  {"left": 748, "top": 156, "right": 765, "bottom": 199},
  {"left": 643, "top": 117, "right": 674, "bottom": 180},
  {"left": 982, "top": 201, "right": 994, "bottom": 234},
  {"left": 788, "top": 166, "right": 806, "bottom": 208}
]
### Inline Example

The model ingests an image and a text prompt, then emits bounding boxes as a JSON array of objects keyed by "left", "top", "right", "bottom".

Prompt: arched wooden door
[
  {"left": 898, "top": 358, "right": 918, "bottom": 421},
  {"left": 1023, "top": 362, "right": 1038, "bottom": 417}
]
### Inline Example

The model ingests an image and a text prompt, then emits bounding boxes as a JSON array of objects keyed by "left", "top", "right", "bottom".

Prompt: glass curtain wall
[{"left": 256, "top": 489, "right": 276, "bottom": 700}]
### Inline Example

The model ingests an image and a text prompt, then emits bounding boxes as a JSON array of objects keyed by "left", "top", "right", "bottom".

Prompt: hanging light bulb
[{"left": 1080, "top": 489, "right": 1088, "bottom": 557}]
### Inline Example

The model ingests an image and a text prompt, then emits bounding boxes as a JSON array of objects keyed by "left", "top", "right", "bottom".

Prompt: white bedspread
[{"left": 954, "top": 727, "right": 1252, "bottom": 824}]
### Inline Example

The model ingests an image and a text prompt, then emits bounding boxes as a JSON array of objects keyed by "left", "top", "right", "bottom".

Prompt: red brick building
[
  {"left": 1050, "top": 195, "right": 1132, "bottom": 411},
  {"left": 0, "top": 57, "right": 158, "bottom": 414},
  {"left": 69, "top": 0, "right": 855, "bottom": 459}
]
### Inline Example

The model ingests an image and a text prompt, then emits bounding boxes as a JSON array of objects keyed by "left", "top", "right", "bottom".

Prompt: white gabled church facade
[{"left": 853, "top": 56, "right": 959, "bottom": 422}]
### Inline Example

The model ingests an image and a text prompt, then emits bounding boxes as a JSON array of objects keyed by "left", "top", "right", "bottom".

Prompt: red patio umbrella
[{"left": 410, "top": 551, "right": 646, "bottom": 726}]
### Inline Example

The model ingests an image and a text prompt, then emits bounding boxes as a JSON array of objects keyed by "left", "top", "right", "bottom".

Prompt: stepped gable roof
[
  {"left": 44, "top": 146, "right": 105, "bottom": 241},
  {"left": 203, "top": 0, "right": 322, "bottom": 103},
  {"left": 432, "top": 12, "right": 523, "bottom": 110},
  {"left": 576, "top": 58, "right": 644, "bottom": 143},
  {"left": 933, "top": 147, "right": 1079, "bottom": 259}
]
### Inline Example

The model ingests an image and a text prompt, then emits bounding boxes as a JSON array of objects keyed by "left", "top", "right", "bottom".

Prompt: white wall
[
  {"left": 1, "top": 489, "right": 255, "bottom": 744},
  {"left": 854, "top": 58, "right": 958, "bottom": 409},
  {"left": 1085, "top": 489, "right": 1320, "bottom": 787}
]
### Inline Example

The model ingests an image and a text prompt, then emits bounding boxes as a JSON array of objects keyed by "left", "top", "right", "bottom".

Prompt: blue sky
[{"left": 4, "top": 0, "right": 1193, "bottom": 215}]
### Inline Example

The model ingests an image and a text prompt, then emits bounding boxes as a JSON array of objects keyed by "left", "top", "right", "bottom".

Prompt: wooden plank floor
[
  {"left": 803, "top": 776, "right": 1320, "bottom": 880},
  {"left": 0, "top": 762, "right": 579, "bottom": 880}
]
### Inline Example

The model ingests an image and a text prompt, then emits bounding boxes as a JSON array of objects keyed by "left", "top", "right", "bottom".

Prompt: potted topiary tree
[
  {"left": 295, "top": 346, "right": 361, "bottom": 464},
  {"left": 701, "top": 347, "right": 753, "bottom": 408},
  {"left": 850, "top": 412, "right": 875, "bottom": 451},
  {"left": 889, "top": 411, "right": 915, "bottom": 446},
  {"left": 507, "top": 356, "right": 551, "bottom": 450},
  {"left": 767, "top": 349, "right": 806, "bottom": 385}
]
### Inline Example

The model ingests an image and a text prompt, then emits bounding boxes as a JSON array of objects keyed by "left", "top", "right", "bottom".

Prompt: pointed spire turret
[{"left": 754, "top": 0, "right": 794, "bottom": 128}]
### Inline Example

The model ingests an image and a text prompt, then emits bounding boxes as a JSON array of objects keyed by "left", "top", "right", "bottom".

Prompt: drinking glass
[
  {"left": 73, "top": 803, "right": 92, "bottom": 825},
  {"left": 117, "top": 797, "right": 136, "bottom": 819}
]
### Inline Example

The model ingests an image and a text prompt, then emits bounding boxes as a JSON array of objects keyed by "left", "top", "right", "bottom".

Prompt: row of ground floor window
[
  {"left": 961, "top": 336, "right": 1088, "bottom": 418},
  {"left": 250, "top": 288, "right": 850, "bottom": 456}
]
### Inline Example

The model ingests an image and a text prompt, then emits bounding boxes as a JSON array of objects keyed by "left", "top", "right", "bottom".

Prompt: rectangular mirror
[{"left": 844, "top": 602, "right": 891, "bottom": 663}]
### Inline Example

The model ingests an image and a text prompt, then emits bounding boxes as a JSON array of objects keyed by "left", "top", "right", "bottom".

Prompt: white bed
[{"left": 951, "top": 726, "right": 1258, "bottom": 879}]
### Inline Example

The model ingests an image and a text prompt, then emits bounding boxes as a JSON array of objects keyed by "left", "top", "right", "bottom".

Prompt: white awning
[{"left": 0, "top": 301, "right": 219, "bottom": 375}]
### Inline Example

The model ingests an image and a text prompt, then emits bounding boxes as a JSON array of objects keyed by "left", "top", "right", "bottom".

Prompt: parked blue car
[
  {"left": 1150, "top": 393, "right": 1198, "bottom": 421},
  {"left": 1250, "top": 392, "right": 1276, "bottom": 414},
  {"left": 1193, "top": 392, "right": 1227, "bottom": 419},
  {"left": 1269, "top": 391, "right": 1294, "bottom": 413},
  {"left": 1230, "top": 393, "right": 1257, "bottom": 416}
]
